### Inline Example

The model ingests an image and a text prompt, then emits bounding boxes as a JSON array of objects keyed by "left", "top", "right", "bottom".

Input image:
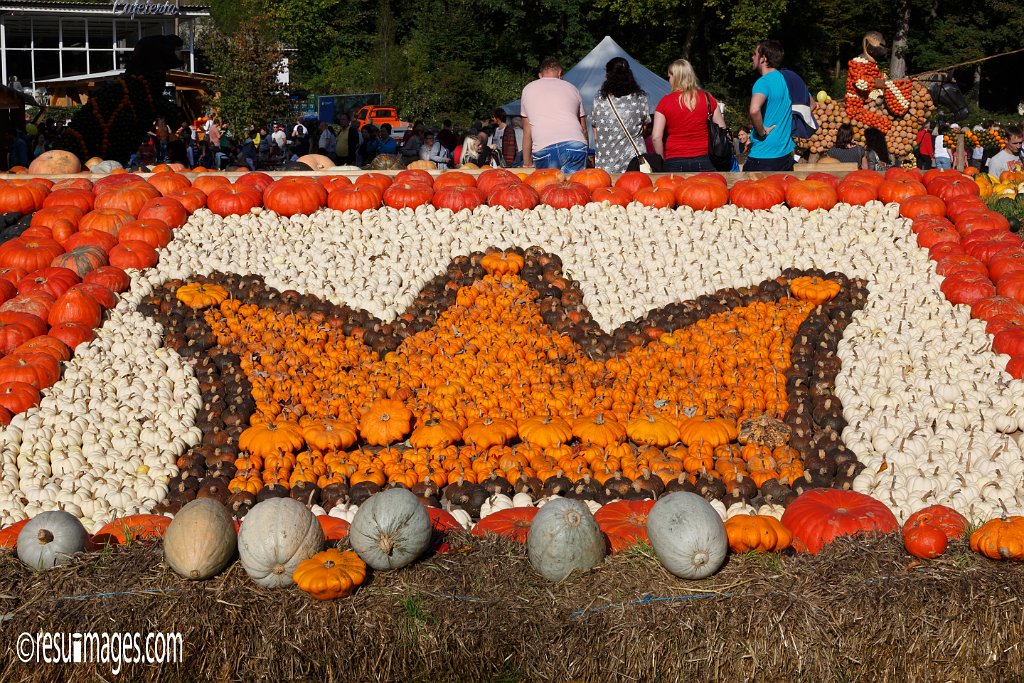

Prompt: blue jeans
[
  {"left": 743, "top": 154, "right": 794, "bottom": 172},
  {"left": 664, "top": 156, "right": 715, "bottom": 172},
  {"left": 934, "top": 156, "right": 952, "bottom": 169},
  {"left": 533, "top": 140, "right": 588, "bottom": 174}
]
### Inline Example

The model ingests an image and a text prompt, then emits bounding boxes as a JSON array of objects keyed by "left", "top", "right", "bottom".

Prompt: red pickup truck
[{"left": 353, "top": 106, "right": 410, "bottom": 138}]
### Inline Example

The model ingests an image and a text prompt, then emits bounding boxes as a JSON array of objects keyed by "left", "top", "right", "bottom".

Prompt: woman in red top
[{"left": 652, "top": 59, "right": 728, "bottom": 173}]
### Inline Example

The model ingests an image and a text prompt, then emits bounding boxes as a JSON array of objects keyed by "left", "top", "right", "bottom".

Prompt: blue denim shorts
[{"left": 533, "top": 140, "right": 588, "bottom": 174}]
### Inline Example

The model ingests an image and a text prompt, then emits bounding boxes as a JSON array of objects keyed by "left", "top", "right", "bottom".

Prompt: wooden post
[{"left": 954, "top": 132, "right": 967, "bottom": 171}]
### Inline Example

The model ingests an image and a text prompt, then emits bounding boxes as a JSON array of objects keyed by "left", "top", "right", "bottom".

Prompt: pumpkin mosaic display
[{"left": 0, "top": 166, "right": 1020, "bottom": 584}]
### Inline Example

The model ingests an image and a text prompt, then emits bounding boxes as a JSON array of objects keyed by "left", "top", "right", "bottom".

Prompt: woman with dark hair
[
  {"left": 863, "top": 127, "right": 891, "bottom": 171},
  {"left": 733, "top": 125, "right": 752, "bottom": 164},
  {"left": 590, "top": 57, "right": 650, "bottom": 172},
  {"left": 826, "top": 123, "right": 866, "bottom": 168}
]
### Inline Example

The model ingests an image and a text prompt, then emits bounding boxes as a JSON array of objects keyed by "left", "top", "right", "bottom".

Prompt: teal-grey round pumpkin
[
  {"left": 526, "top": 497, "right": 605, "bottom": 581},
  {"left": 237, "top": 498, "right": 323, "bottom": 587},
  {"left": 349, "top": 488, "right": 431, "bottom": 570},
  {"left": 17, "top": 510, "right": 87, "bottom": 571}
]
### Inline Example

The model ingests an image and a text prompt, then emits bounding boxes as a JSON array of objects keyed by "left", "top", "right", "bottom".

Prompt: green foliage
[
  {"left": 205, "top": 0, "right": 1024, "bottom": 128},
  {"left": 34, "top": 105, "right": 81, "bottom": 124},
  {"left": 205, "top": 19, "right": 290, "bottom": 131},
  {"left": 721, "top": 0, "right": 789, "bottom": 78},
  {"left": 208, "top": 0, "right": 257, "bottom": 33}
]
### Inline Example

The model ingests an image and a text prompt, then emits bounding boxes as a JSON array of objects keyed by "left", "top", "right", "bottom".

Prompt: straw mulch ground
[{"left": 1, "top": 532, "right": 1023, "bottom": 682}]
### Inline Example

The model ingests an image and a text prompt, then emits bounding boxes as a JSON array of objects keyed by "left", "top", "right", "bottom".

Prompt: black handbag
[
  {"left": 706, "top": 93, "right": 733, "bottom": 171},
  {"left": 626, "top": 153, "right": 664, "bottom": 173}
]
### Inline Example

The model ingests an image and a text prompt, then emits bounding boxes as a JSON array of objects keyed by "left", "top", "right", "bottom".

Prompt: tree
[
  {"left": 202, "top": 0, "right": 1024, "bottom": 124},
  {"left": 205, "top": 20, "right": 290, "bottom": 131},
  {"left": 782, "top": 0, "right": 890, "bottom": 88},
  {"left": 890, "top": 0, "right": 911, "bottom": 77},
  {"left": 720, "top": 0, "right": 789, "bottom": 77}
]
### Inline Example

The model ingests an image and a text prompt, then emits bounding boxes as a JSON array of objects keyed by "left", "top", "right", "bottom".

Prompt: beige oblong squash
[
  {"left": 163, "top": 499, "right": 237, "bottom": 580},
  {"left": 296, "top": 154, "right": 334, "bottom": 170}
]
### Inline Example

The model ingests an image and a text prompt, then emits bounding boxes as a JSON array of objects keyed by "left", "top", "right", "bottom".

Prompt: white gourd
[
  {"left": 512, "top": 492, "right": 534, "bottom": 508},
  {"left": 237, "top": 498, "right": 323, "bottom": 588},
  {"left": 480, "top": 494, "right": 513, "bottom": 519},
  {"left": 449, "top": 508, "right": 473, "bottom": 530},
  {"left": 646, "top": 492, "right": 728, "bottom": 579},
  {"left": 90, "top": 159, "right": 124, "bottom": 175},
  {"left": 526, "top": 497, "right": 605, "bottom": 582}
]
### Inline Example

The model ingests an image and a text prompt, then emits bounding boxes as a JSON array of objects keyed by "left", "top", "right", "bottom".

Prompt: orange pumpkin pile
[
  {"left": 801, "top": 81, "right": 935, "bottom": 158},
  {"left": 201, "top": 259, "right": 818, "bottom": 498}
]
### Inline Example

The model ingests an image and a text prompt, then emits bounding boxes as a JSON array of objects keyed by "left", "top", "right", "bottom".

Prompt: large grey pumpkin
[
  {"left": 349, "top": 488, "right": 431, "bottom": 570},
  {"left": 163, "top": 499, "right": 237, "bottom": 580},
  {"left": 17, "top": 511, "right": 87, "bottom": 571},
  {"left": 237, "top": 498, "right": 323, "bottom": 588},
  {"left": 527, "top": 497, "right": 605, "bottom": 582},
  {"left": 646, "top": 492, "right": 728, "bottom": 579}
]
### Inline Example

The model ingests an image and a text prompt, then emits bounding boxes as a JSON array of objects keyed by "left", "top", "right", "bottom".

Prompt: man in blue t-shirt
[{"left": 745, "top": 40, "right": 794, "bottom": 171}]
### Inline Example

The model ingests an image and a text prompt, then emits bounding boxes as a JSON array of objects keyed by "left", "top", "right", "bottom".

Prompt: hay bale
[{"left": 0, "top": 533, "right": 1022, "bottom": 681}]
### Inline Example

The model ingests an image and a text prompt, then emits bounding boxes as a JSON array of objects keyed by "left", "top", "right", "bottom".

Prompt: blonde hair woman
[
  {"left": 459, "top": 134, "right": 482, "bottom": 166},
  {"left": 651, "top": 59, "right": 728, "bottom": 172}
]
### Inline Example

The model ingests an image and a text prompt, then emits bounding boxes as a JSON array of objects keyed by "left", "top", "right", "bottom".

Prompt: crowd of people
[
  {"left": 118, "top": 112, "right": 530, "bottom": 173},
  {"left": 302, "top": 113, "right": 526, "bottom": 171},
  {"left": 823, "top": 119, "right": 1023, "bottom": 176},
  {"left": 515, "top": 40, "right": 814, "bottom": 175}
]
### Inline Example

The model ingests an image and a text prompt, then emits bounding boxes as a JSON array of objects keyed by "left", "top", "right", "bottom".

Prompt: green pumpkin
[
  {"left": 995, "top": 197, "right": 1017, "bottom": 213},
  {"left": 367, "top": 154, "right": 405, "bottom": 171}
]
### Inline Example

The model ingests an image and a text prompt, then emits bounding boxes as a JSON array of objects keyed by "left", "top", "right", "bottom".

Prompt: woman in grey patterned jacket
[{"left": 590, "top": 58, "right": 650, "bottom": 173}]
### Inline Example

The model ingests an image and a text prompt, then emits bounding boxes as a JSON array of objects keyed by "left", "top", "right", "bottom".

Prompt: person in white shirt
[
  {"left": 490, "top": 108, "right": 507, "bottom": 150},
  {"left": 987, "top": 125, "right": 1023, "bottom": 179},
  {"left": 419, "top": 131, "right": 451, "bottom": 170},
  {"left": 317, "top": 122, "right": 336, "bottom": 157},
  {"left": 933, "top": 125, "right": 952, "bottom": 169},
  {"left": 271, "top": 124, "right": 287, "bottom": 158}
]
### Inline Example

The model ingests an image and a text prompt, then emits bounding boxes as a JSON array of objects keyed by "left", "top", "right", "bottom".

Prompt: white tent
[{"left": 501, "top": 36, "right": 671, "bottom": 117}]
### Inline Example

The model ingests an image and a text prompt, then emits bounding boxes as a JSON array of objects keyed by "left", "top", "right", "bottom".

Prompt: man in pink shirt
[{"left": 520, "top": 57, "right": 588, "bottom": 173}]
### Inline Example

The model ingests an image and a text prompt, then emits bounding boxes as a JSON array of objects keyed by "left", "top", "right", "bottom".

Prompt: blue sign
[{"left": 317, "top": 97, "right": 335, "bottom": 125}]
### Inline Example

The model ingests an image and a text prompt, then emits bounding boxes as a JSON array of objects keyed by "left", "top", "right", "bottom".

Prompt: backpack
[{"left": 780, "top": 69, "right": 818, "bottom": 139}]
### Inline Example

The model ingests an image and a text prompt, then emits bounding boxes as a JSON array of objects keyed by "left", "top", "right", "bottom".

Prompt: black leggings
[{"left": 743, "top": 154, "right": 794, "bottom": 172}]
